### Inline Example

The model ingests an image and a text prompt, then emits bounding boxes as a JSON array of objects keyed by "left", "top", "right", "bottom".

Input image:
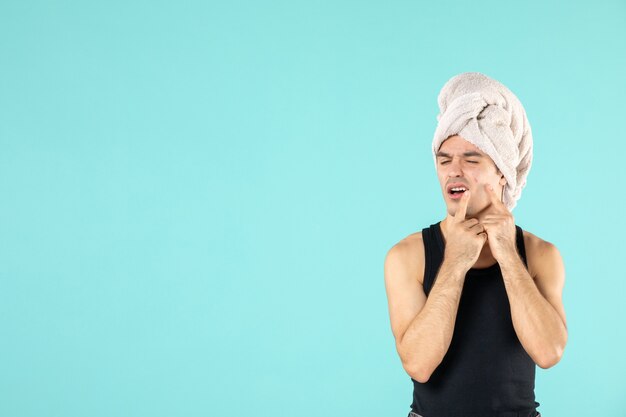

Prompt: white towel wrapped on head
[{"left": 432, "top": 72, "right": 533, "bottom": 211}]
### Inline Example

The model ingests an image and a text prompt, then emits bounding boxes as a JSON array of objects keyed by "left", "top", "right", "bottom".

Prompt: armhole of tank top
[
  {"left": 516, "top": 225, "right": 528, "bottom": 269},
  {"left": 421, "top": 227, "right": 432, "bottom": 296}
]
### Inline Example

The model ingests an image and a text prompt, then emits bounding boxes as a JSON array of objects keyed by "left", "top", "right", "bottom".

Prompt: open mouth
[{"left": 448, "top": 187, "right": 468, "bottom": 200}]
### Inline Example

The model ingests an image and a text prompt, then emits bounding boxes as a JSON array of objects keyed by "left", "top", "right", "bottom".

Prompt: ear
[{"left": 497, "top": 171, "right": 506, "bottom": 185}]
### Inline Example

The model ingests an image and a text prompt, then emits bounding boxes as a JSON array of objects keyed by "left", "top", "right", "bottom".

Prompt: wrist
[
  {"left": 497, "top": 250, "right": 522, "bottom": 271},
  {"left": 442, "top": 255, "right": 472, "bottom": 276}
]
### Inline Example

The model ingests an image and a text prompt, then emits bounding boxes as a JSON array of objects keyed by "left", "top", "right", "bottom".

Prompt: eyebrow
[{"left": 436, "top": 151, "right": 484, "bottom": 158}]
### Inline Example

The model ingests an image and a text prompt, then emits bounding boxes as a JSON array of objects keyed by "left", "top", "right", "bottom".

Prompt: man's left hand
[{"left": 481, "top": 183, "right": 517, "bottom": 262}]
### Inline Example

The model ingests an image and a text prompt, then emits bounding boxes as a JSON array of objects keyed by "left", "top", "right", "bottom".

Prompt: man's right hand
[{"left": 444, "top": 190, "right": 488, "bottom": 270}]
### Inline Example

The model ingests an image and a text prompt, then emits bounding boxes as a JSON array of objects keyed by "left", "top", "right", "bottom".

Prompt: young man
[{"left": 384, "top": 73, "right": 567, "bottom": 417}]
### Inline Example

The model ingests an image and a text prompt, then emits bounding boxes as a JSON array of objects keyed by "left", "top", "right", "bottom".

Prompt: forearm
[
  {"left": 398, "top": 258, "right": 467, "bottom": 381},
  {"left": 499, "top": 251, "right": 567, "bottom": 368}
]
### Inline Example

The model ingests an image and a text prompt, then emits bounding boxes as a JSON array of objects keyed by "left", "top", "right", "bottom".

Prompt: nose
[{"left": 446, "top": 159, "right": 464, "bottom": 177}]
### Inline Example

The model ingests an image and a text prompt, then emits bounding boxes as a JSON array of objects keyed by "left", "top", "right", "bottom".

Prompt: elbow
[
  {"left": 403, "top": 362, "right": 433, "bottom": 383},
  {"left": 537, "top": 356, "right": 560, "bottom": 369},
  {"left": 412, "top": 371, "right": 431, "bottom": 384},
  {"left": 397, "top": 339, "right": 439, "bottom": 383},
  {"left": 536, "top": 345, "right": 566, "bottom": 369}
]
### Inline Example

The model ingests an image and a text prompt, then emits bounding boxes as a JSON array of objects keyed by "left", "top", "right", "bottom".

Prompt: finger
[
  {"left": 453, "top": 189, "right": 471, "bottom": 223},
  {"left": 464, "top": 217, "right": 479, "bottom": 227},
  {"left": 481, "top": 216, "right": 499, "bottom": 222},
  {"left": 485, "top": 184, "right": 505, "bottom": 212}
]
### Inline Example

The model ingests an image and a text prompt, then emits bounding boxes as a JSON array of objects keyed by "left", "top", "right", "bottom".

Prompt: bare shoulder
[
  {"left": 385, "top": 231, "right": 425, "bottom": 285},
  {"left": 384, "top": 231, "right": 428, "bottom": 346},
  {"left": 522, "top": 228, "right": 567, "bottom": 328},
  {"left": 521, "top": 229, "right": 563, "bottom": 280}
]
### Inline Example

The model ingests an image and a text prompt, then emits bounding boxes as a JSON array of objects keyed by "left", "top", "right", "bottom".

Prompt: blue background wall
[{"left": 1, "top": 1, "right": 624, "bottom": 416}]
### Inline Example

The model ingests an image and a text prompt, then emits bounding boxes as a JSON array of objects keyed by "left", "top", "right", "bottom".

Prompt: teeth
[{"left": 450, "top": 187, "right": 467, "bottom": 192}]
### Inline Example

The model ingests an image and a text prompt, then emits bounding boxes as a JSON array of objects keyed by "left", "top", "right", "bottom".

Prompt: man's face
[{"left": 436, "top": 135, "right": 505, "bottom": 219}]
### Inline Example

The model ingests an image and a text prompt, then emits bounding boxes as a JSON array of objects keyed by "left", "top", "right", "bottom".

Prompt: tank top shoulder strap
[
  {"left": 515, "top": 224, "right": 528, "bottom": 269},
  {"left": 421, "top": 223, "right": 444, "bottom": 296}
]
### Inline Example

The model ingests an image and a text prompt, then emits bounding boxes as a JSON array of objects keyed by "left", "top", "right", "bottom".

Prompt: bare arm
[
  {"left": 385, "top": 191, "right": 485, "bottom": 383},
  {"left": 478, "top": 183, "right": 567, "bottom": 369},
  {"left": 498, "top": 241, "right": 568, "bottom": 369},
  {"left": 384, "top": 244, "right": 469, "bottom": 383}
]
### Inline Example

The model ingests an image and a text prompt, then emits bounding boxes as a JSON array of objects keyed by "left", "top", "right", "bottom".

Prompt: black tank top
[{"left": 410, "top": 221, "right": 540, "bottom": 417}]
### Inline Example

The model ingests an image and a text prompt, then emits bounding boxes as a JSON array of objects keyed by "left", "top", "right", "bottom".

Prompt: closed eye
[{"left": 440, "top": 161, "right": 479, "bottom": 164}]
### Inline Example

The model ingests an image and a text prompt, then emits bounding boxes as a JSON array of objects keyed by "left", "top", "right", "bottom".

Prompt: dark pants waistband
[{"left": 408, "top": 411, "right": 541, "bottom": 417}]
